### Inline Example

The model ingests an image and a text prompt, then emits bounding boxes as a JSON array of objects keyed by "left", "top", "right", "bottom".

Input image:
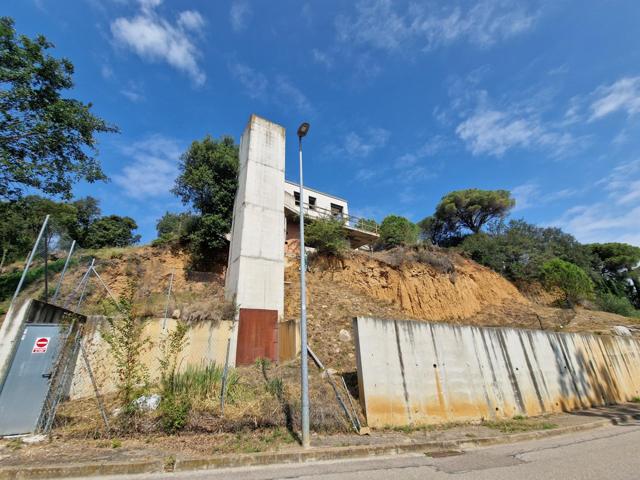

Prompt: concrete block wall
[
  {"left": 225, "top": 115, "right": 286, "bottom": 365},
  {"left": 353, "top": 317, "right": 640, "bottom": 427}
]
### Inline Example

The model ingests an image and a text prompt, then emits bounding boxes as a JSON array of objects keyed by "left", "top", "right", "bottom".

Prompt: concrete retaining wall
[
  {"left": 353, "top": 317, "right": 640, "bottom": 427},
  {"left": 69, "top": 317, "right": 233, "bottom": 399}
]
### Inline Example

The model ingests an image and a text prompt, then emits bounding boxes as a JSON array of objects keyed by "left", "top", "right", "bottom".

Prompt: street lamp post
[{"left": 297, "top": 121, "right": 310, "bottom": 448}]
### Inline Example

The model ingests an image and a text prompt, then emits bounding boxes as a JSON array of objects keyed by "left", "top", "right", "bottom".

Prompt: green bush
[
  {"left": 160, "top": 394, "right": 191, "bottom": 434},
  {"left": 0, "top": 258, "right": 69, "bottom": 301},
  {"left": 378, "top": 215, "right": 419, "bottom": 249},
  {"left": 305, "top": 217, "right": 349, "bottom": 256},
  {"left": 596, "top": 292, "right": 640, "bottom": 318},
  {"left": 541, "top": 258, "right": 594, "bottom": 306}
]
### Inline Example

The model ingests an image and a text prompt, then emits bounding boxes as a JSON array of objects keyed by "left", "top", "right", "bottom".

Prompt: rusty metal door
[{"left": 236, "top": 308, "right": 278, "bottom": 365}]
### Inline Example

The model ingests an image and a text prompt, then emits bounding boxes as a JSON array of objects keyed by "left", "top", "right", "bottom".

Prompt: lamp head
[{"left": 297, "top": 122, "right": 310, "bottom": 139}]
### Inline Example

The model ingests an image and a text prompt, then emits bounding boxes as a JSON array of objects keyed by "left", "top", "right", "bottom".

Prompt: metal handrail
[{"left": 284, "top": 192, "right": 379, "bottom": 234}]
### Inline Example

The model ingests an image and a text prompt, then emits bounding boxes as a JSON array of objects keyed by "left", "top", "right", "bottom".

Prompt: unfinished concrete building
[{"left": 225, "top": 114, "right": 379, "bottom": 366}]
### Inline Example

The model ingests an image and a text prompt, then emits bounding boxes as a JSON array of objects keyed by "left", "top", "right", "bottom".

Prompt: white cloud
[
  {"left": 101, "top": 64, "right": 114, "bottom": 79},
  {"left": 229, "top": 62, "right": 268, "bottom": 100},
  {"left": 274, "top": 76, "right": 313, "bottom": 115},
  {"left": 113, "top": 135, "right": 182, "bottom": 199},
  {"left": 456, "top": 106, "right": 574, "bottom": 157},
  {"left": 336, "top": 0, "right": 538, "bottom": 53},
  {"left": 393, "top": 135, "right": 447, "bottom": 168},
  {"left": 228, "top": 64, "right": 312, "bottom": 114},
  {"left": 552, "top": 160, "right": 640, "bottom": 245},
  {"left": 230, "top": 0, "right": 252, "bottom": 32},
  {"left": 178, "top": 10, "right": 205, "bottom": 32},
  {"left": 512, "top": 183, "right": 581, "bottom": 212},
  {"left": 312, "top": 49, "right": 333, "bottom": 69},
  {"left": 589, "top": 76, "right": 640, "bottom": 121},
  {"left": 343, "top": 127, "right": 390, "bottom": 157},
  {"left": 120, "top": 82, "right": 145, "bottom": 102},
  {"left": 511, "top": 183, "right": 539, "bottom": 211},
  {"left": 111, "top": 1, "right": 206, "bottom": 85}
]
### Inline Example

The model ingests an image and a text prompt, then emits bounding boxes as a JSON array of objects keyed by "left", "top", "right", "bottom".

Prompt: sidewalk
[{"left": 0, "top": 404, "right": 638, "bottom": 479}]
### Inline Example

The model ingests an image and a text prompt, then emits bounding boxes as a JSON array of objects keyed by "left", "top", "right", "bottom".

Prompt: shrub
[
  {"left": 596, "top": 292, "right": 640, "bottom": 318},
  {"left": 305, "top": 217, "right": 349, "bottom": 256},
  {"left": 415, "top": 247, "right": 455, "bottom": 274},
  {"left": 160, "top": 394, "right": 191, "bottom": 434},
  {"left": 541, "top": 258, "right": 594, "bottom": 307},
  {"left": 158, "top": 321, "right": 191, "bottom": 434},
  {"left": 101, "top": 282, "right": 150, "bottom": 415},
  {"left": 378, "top": 215, "right": 419, "bottom": 249}
]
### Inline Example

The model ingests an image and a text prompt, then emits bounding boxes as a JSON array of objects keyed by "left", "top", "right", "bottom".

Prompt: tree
[
  {"left": 589, "top": 242, "right": 640, "bottom": 308},
  {"left": 417, "top": 215, "right": 457, "bottom": 246},
  {"left": 68, "top": 196, "right": 101, "bottom": 246},
  {"left": 435, "top": 189, "right": 515, "bottom": 234},
  {"left": 460, "top": 219, "right": 592, "bottom": 283},
  {"left": 541, "top": 258, "right": 594, "bottom": 306},
  {"left": 155, "top": 211, "right": 193, "bottom": 244},
  {"left": 305, "top": 217, "right": 349, "bottom": 256},
  {"left": 172, "top": 135, "right": 239, "bottom": 265},
  {"left": 355, "top": 217, "right": 378, "bottom": 233},
  {"left": 378, "top": 215, "right": 419, "bottom": 249},
  {"left": 84, "top": 215, "right": 140, "bottom": 249},
  {"left": 0, "top": 17, "right": 116, "bottom": 200}
]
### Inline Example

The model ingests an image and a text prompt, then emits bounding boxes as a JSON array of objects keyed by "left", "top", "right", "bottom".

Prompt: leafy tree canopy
[
  {"left": 588, "top": 243, "right": 640, "bottom": 274},
  {"left": 378, "top": 215, "right": 419, "bottom": 249},
  {"left": 417, "top": 215, "right": 458, "bottom": 246},
  {"left": 0, "top": 195, "right": 139, "bottom": 262},
  {"left": 84, "top": 215, "right": 140, "bottom": 249},
  {"left": 305, "top": 217, "right": 349, "bottom": 256},
  {"left": 435, "top": 189, "right": 515, "bottom": 234},
  {"left": 67, "top": 196, "right": 101, "bottom": 246},
  {"left": 541, "top": 258, "right": 594, "bottom": 306},
  {"left": 172, "top": 135, "right": 239, "bottom": 266},
  {"left": 0, "top": 17, "right": 116, "bottom": 200},
  {"left": 460, "top": 219, "right": 591, "bottom": 282},
  {"left": 154, "top": 211, "right": 194, "bottom": 245},
  {"left": 355, "top": 217, "right": 378, "bottom": 233}
]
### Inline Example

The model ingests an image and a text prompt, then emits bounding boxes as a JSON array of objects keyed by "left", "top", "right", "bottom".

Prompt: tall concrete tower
[{"left": 225, "top": 115, "right": 286, "bottom": 366}]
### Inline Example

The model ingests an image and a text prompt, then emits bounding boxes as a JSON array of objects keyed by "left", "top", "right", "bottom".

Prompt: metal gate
[
  {"left": 235, "top": 308, "right": 278, "bottom": 365},
  {"left": 0, "top": 324, "right": 67, "bottom": 436}
]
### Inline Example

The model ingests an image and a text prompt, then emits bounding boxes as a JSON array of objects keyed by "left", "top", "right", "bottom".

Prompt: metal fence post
[
  {"left": 220, "top": 337, "right": 231, "bottom": 416},
  {"left": 8, "top": 215, "right": 50, "bottom": 312},
  {"left": 162, "top": 269, "right": 174, "bottom": 331},
  {"left": 52, "top": 240, "right": 76, "bottom": 304}
]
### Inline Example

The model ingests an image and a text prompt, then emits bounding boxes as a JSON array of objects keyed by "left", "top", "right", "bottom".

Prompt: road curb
[
  {"left": 173, "top": 419, "right": 609, "bottom": 472},
  {"left": 0, "top": 419, "right": 610, "bottom": 479},
  {"left": 0, "top": 459, "right": 165, "bottom": 480}
]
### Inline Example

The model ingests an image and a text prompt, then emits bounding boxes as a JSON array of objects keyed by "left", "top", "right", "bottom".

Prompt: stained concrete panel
[{"left": 354, "top": 317, "right": 640, "bottom": 427}]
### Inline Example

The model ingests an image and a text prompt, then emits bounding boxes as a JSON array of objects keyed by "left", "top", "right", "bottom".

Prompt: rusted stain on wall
[
  {"left": 278, "top": 319, "right": 299, "bottom": 362},
  {"left": 236, "top": 308, "right": 278, "bottom": 365},
  {"left": 353, "top": 317, "right": 640, "bottom": 427}
]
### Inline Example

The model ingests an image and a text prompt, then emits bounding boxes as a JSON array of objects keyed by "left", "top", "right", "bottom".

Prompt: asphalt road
[{"left": 93, "top": 423, "right": 640, "bottom": 480}]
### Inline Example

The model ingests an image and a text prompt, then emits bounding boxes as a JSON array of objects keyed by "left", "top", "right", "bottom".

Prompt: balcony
[{"left": 284, "top": 191, "right": 379, "bottom": 248}]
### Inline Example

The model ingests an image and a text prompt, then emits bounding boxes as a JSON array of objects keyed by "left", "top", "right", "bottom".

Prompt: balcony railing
[{"left": 285, "top": 192, "right": 379, "bottom": 235}]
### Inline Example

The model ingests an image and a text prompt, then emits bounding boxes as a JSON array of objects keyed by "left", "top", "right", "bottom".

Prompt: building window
[
  {"left": 309, "top": 196, "right": 317, "bottom": 210},
  {"left": 294, "top": 191, "right": 300, "bottom": 206},
  {"left": 330, "top": 203, "right": 344, "bottom": 218}
]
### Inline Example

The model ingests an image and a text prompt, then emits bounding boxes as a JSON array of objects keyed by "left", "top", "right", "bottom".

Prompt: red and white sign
[{"left": 32, "top": 337, "right": 50, "bottom": 354}]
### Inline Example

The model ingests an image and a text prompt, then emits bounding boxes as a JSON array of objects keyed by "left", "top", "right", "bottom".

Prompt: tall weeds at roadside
[
  {"left": 101, "top": 280, "right": 150, "bottom": 421},
  {"left": 158, "top": 321, "right": 191, "bottom": 434}
]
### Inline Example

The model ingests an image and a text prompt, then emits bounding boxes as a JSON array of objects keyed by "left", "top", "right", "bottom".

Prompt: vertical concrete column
[{"left": 225, "top": 115, "right": 286, "bottom": 366}]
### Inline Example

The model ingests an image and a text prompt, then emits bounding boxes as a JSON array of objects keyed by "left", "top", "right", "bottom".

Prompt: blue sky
[{"left": 6, "top": 0, "right": 640, "bottom": 245}]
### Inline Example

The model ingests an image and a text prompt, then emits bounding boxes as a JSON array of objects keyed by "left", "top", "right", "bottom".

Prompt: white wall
[
  {"left": 354, "top": 317, "right": 640, "bottom": 427},
  {"left": 225, "top": 115, "right": 286, "bottom": 366},
  {"left": 284, "top": 180, "right": 349, "bottom": 218}
]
